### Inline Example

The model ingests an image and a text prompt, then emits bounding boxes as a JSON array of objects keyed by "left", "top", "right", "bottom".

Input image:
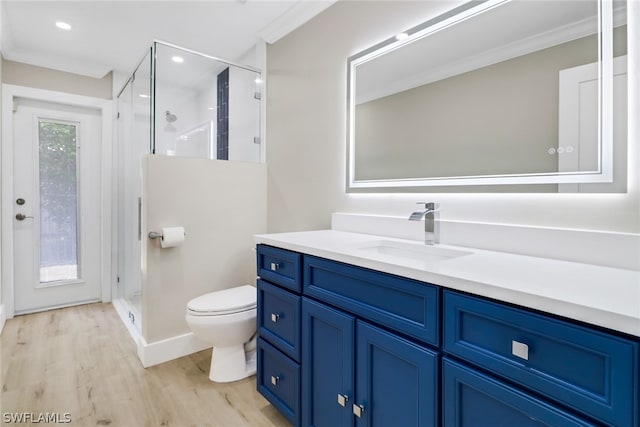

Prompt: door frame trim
[{"left": 1, "top": 84, "right": 113, "bottom": 319}]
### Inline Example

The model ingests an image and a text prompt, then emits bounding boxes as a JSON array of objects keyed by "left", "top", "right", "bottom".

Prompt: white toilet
[{"left": 185, "top": 285, "right": 257, "bottom": 383}]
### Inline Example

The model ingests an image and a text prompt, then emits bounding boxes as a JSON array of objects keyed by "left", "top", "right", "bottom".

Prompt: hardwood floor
[{"left": 0, "top": 303, "right": 292, "bottom": 427}]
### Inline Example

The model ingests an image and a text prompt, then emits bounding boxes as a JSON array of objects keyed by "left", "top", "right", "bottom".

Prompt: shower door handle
[{"left": 137, "top": 197, "right": 142, "bottom": 241}]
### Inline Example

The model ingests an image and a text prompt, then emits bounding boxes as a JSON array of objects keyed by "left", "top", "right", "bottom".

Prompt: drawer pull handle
[
  {"left": 270, "top": 262, "right": 280, "bottom": 271},
  {"left": 512, "top": 340, "right": 529, "bottom": 361},
  {"left": 337, "top": 393, "right": 349, "bottom": 407},
  {"left": 353, "top": 404, "right": 365, "bottom": 418},
  {"left": 271, "top": 375, "right": 280, "bottom": 386},
  {"left": 271, "top": 313, "right": 280, "bottom": 323}
]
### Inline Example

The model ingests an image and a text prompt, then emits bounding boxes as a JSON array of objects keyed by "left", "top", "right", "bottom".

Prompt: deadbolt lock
[{"left": 16, "top": 198, "right": 25, "bottom": 205}]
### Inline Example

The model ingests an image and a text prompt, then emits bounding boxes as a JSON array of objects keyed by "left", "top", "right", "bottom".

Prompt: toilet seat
[{"left": 187, "top": 285, "right": 256, "bottom": 316}]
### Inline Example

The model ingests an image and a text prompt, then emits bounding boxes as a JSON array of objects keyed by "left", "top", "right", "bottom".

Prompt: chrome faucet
[{"left": 409, "top": 202, "right": 439, "bottom": 245}]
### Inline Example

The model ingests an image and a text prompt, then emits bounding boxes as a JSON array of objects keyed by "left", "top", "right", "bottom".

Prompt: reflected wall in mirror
[{"left": 347, "top": 0, "right": 628, "bottom": 192}]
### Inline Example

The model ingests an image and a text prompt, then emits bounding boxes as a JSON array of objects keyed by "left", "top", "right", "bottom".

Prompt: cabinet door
[
  {"left": 355, "top": 322, "right": 438, "bottom": 427},
  {"left": 302, "top": 298, "right": 355, "bottom": 427},
  {"left": 442, "top": 358, "right": 594, "bottom": 427},
  {"left": 257, "top": 338, "right": 301, "bottom": 426}
]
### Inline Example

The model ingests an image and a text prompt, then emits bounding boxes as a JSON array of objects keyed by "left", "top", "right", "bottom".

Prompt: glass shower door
[{"left": 117, "top": 50, "right": 152, "bottom": 332}]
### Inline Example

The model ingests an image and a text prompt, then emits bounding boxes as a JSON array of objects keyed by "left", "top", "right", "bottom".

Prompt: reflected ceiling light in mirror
[
  {"left": 255, "top": 77, "right": 263, "bottom": 84},
  {"left": 139, "top": 94, "right": 149, "bottom": 99},
  {"left": 55, "top": 21, "right": 71, "bottom": 30},
  {"left": 171, "top": 56, "right": 184, "bottom": 63}
]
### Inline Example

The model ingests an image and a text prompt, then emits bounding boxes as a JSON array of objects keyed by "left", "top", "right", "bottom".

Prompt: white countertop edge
[{"left": 255, "top": 230, "right": 640, "bottom": 338}]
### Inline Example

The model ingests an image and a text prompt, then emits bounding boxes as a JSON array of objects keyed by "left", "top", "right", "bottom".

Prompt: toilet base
[{"left": 209, "top": 345, "right": 257, "bottom": 383}]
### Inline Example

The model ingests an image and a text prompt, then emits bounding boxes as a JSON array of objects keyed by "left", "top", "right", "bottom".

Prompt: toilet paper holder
[{"left": 148, "top": 230, "right": 187, "bottom": 240}]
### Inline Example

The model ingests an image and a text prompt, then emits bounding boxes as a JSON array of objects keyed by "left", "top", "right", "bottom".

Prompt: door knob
[{"left": 15, "top": 213, "right": 34, "bottom": 221}]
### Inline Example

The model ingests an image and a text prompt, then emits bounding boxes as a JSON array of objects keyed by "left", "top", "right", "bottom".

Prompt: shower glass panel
[
  {"left": 115, "top": 41, "right": 262, "bottom": 341},
  {"left": 117, "top": 48, "right": 152, "bottom": 332},
  {"left": 153, "top": 42, "right": 262, "bottom": 162}
]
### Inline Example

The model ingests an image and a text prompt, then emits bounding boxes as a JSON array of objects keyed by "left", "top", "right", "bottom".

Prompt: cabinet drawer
[
  {"left": 257, "top": 245, "right": 302, "bottom": 292},
  {"left": 257, "top": 338, "right": 300, "bottom": 427},
  {"left": 443, "top": 358, "right": 594, "bottom": 426},
  {"left": 444, "top": 291, "right": 639, "bottom": 427},
  {"left": 258, "top": 279, "right": 301, "bottom": 361},
  {"left": 304, "top": 255, "right": 439, "bottom": 346}
]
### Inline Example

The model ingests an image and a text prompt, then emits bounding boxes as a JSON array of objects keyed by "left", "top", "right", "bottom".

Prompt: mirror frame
[{"left": 346, "top": 0, "right": 616, "bottom": 190}]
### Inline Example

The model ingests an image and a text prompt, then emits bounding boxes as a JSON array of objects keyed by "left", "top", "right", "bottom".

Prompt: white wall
[
  {"left": 266, "top": 1, "right": 639, "bottom": 234},
  {"left": 142, "top": 155, "right": 266, "bottom": 343}
]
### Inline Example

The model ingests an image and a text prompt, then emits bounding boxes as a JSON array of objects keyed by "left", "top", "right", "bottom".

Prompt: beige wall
[
  {"left": 2, "top": 59, "right": 112, "bottom": 99},
  {"left": 266, "top": 0, "right": 640, "bottom": 233},
  {"left": 143, "top": 156, "right": 266, "bottom": 343}
]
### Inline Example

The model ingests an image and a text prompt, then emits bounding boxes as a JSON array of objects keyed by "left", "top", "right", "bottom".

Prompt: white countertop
[{"left": 255, "top": 230, "right": 640, "bottom": 337}]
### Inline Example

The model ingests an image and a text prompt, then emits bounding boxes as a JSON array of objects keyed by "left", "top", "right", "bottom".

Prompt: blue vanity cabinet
[
  {"left": 302, "top": 298, "right": 355, "bottom": 427},
  {"left": 303, "top": 255, "right": 440, "bottom": 347},
  {"left": 257, "top": 242, "right": 639, "bottom": 426},
  {"left": 257, "top": 244, "right": 302, "bottom": 292},
  {"left": 443, "top": 290, "right": 640, "bottom": 427},
  {"left": 302, "top": 256, "right": 440, "bottom": 427},
  {"left": 256, "top": 245, "right": 302, "bottom": 427},
  {"left": 302, "top": 297, "right": 439, "bottom": 427},
  {"left": 354, "top": 321, "right": 438, "bottom": 427},
  {"left": 442, "top": 358, "right": 595, "bottom": 426}
]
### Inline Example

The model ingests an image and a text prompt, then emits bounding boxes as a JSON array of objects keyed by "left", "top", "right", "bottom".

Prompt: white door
[
  {"left": 12, "top": 97, "right": 102, "bottom": 314},
  {"left": 558, "top": 56, "right": 627, "bottom": 192}
]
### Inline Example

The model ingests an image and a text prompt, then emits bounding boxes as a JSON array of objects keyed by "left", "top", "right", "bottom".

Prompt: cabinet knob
[
  {"left": 337, "top": 393, "right": 349, "bottom": 407},
  {"left": 271, "top": 313, "right": 280, "bottom": 323},
  {"left": 271, "top": 375, "right": 280, "bottom": 386},
  {"left": 270, "top": 262, "right": 280, "bottom": 271},
  {"left": 512, "top": 340, "right": 529, "bottom": 360},
  {"left": 352, "top": 404, "right": 365, "bottom": 418}
]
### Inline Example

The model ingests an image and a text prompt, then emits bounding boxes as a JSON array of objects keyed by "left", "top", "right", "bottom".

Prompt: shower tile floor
[{"left": 1, "top": 302, "right": 291, "bottom": 427}]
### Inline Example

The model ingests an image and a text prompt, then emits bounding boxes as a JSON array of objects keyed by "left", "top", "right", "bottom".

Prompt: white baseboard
[
  {"left": 112, "top": 299, "right": 210, "bottom": 367},
  {"left": 0, "top": 304, "right": 6, "bottom": 334},
  {"left": 137, "top": 332, "right": 211, "bottom": 368}
]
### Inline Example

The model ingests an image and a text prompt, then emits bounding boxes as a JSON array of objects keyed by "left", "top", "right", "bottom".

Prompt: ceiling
[{"left": 0, "top": 0, "right": 335, "bottom": 79}]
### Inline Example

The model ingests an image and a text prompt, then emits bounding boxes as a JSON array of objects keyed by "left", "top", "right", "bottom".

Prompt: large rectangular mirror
[{"left": 347, "top": 0, "right": 628, "bottom": 192}]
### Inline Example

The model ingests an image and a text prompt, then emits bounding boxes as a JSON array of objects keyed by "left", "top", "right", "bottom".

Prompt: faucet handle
[{"left": 417, "top": 201, "right": 438, "bottom": 210}]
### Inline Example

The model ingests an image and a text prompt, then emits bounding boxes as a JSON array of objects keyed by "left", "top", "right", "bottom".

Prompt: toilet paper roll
[{"left": 160, "top": 227, "right": 185, "bottom": 248}]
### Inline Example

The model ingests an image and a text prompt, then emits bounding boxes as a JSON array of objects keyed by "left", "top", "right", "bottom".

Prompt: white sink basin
[{"left": 355, "top": 240, "right": 472, "bottom": 262}]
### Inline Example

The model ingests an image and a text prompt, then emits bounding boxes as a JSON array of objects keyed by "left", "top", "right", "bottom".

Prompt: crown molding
[{"left": 258, "top": 0, "right": 337, "bottom": 44}]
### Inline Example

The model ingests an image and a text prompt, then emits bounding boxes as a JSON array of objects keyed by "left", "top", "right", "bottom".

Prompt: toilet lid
[{"left": 187, "top": 285, "right": 256, "bottom": 315}]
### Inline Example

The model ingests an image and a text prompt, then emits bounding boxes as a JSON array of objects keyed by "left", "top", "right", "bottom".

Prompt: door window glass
[{"left": 38, "top": 120, "right": 79, "bottom": 283}]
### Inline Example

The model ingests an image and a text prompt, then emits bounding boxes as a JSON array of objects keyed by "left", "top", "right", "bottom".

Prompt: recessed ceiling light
[
  {"left": 171, "top": 56, "right": 184, "bottom": 64},
  {"left": 139, "top": 94, "right": 150, "bottom": 99},
  {"left": 56, "top": 21, "right": 72, "bottom": 30},
  {"left": 254, "top": 78, "right": 263, "bottom": 84},
  {"left": 395, "top": 32, "right": 409, "bottom": 41}
]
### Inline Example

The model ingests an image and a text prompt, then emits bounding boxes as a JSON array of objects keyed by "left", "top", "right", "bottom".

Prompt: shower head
[{"left": 165, "top": 110, "right": 177, "bottom": 123}]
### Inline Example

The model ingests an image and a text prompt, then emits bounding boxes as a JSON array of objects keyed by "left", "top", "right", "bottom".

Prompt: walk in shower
[{"left": 115, "top": 41, "right": 262, "bottom": 336}]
